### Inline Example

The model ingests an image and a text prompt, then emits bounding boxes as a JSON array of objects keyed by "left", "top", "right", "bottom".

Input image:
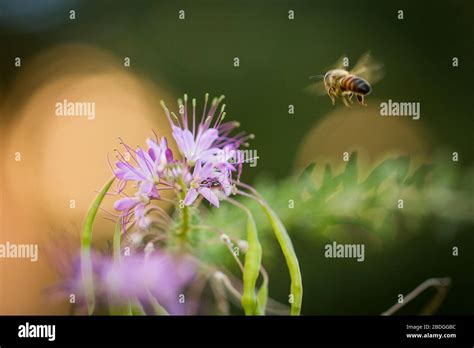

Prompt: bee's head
[
  {"left": 323, "top": 71, "right": 331, "bottom": 83},
  {"left": 325, "top": 69, "right": 348, "bottom": 85}
]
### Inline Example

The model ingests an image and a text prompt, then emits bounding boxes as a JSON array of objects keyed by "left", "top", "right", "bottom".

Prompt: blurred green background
[
  {"left": 1, "top": 0, "right": 473, "bottom": 175},
  {"left": 0, "top": 0, "right": 472, "bottom": 315}
]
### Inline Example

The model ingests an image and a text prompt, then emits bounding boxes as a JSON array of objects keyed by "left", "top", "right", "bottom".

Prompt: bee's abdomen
[{"left": 340, "top": 75, "right": 371, "bottom": 95}]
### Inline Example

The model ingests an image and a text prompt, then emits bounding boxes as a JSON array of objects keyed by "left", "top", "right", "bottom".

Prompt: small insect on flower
[
  {"left": 160, "top": 94, "right": 253, "bottom": 207},
  {"left": 184, "top": 161, "right": 233, "bottom": 207},
  {"left": 306, "top": 52, "right": 383, "bottom": 107},
  {"left": 52, "top": 92, "right": 303, "bottom": 317}
]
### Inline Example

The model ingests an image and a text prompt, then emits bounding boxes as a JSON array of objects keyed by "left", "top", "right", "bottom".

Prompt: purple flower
[
  {"left": 114, "top": 192, "right": 154, "bottom": 229},
  {"left": 111, "top": 94, "right": 253, "bottom": 218},
  {"left": 184, "top": 161, "right": 233, "bottom": 208},
  {"left": 171, "top": 125, "right": 218, "bottom": 165},
  {"left": 113, "top": 137, "right": 174, "bottom": 229},
  {"left": 102, "top": 252, "right": 196, "bottom": 315},
  {"left": 161, "top": 94, "right": 252, "bottom": 168},
  {"left": 207, "top": 144, "right": 243, "bottom": 173},
  {"left": 114, "top": 136, "right": 172, "bottom": 187},
  {"left": 147, "top": 137, "right": 174, "bottom": 171},
  {"left": 53, "top": 251, "right": 196, "bottom": 315}
]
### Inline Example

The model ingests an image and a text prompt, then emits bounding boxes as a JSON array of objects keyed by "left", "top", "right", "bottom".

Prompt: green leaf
[
  {"left": 298, "top": 162, "right": 316, "bottom": 184},
  {"left": 241, "top": 213, "right": 263, "bottom": 315},
  {"left": 108, "top": 301, "right": 132, "bottom": 316},
  {"left": 405, "top": 164, "right": 434, "bottom": 189},
  {"left": 81, "top": 177, "right": 115, "bottom": 315},
  {"left": 110, "top": 220, "right": 134, "bottom": 315},
  {"left": 130, "top": 300, "right": 146, "bottom": 315},
  {"left": 361, "top": 156, "right": 409, "bottom": 190},
  {"left": 339, "top": 152, "right": 358, "bottom": 188},
  {"left": 394, "top": 156, "right": 410, "bottom": 184},
  {"left": 316, "top": 164, "right": 338, "bottom": 201},
  {"left": 256, "top": 274, "right": 269, "bottom": 315},
  {"left": 298, "top": 163, "right": 318, "bottom": 195},
  {"left": 259, "top": 202, "right": 303, "bottom": 315},
  {"left": 113, "top": 221, "right": 121, "bottom": 262},
  {"left": 322, "top": 164, "right": 334, "bottom": 187},
  {"left": 362, "top": 158, "right": 398, "bottom": 189}
]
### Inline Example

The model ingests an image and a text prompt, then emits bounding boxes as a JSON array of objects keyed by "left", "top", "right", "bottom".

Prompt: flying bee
[{"left": 306, "top": 52, "right": 383, "bottom": 107}]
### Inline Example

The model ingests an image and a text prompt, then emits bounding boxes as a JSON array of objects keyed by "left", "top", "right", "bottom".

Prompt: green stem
[
  {"left": 262, "top": 205, "right": 302, "bottom": 315},
  {"left": 226, "top": 197, "right": 263, "bottom": 315},
  {"left": 238, "top": 189, "right": 303, "bottom": 315},
  {"left": 177, "top": 177, "right": 190, "bottom": 238},
  {"left": 110, "top": 220, "right": 134, "bottom": 315},
  {"left": 181, "top": 200, "right": 190, "bottom": 236},
  {"left": 81, "top": 177, "right": 115, "bottom": 315},
  {"left": 257, "top": 267, "right": 269, "bottom": 315}
]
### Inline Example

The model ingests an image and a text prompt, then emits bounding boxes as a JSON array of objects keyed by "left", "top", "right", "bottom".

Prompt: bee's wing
[
  {"left": 350, "top": 51, "right": 384, "bottom": 84},
  {"left": 304, "top": 78, "right": 326, "bottom": 96},
  {"left": 327, "top": 54, "right": 349, "bottom": 70},
  {"left": 305, "top": 54, "right": 347, "bottom": 96}
]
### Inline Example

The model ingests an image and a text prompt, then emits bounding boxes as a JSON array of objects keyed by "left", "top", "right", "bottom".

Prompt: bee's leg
[
  {"left": 356, "top": 94, "right": 367, "bottom": 106},
  {"left": 345, "top": 92, "right": 354, "bottom": 105},
  {"left": 328, "top": 88, "right": 336, "bottom": 105},
  {"left": 342, "top": 94, "right": 352, "bottom": 107}
]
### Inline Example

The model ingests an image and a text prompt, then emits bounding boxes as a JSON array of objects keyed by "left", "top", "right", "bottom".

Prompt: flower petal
[
  {"left": 114, "top": 161, "right": 146, "bottom": 181},
  {"left": 136, "top": 148, "right": 154, "bottom": 179},
  {"left": 184, "top": 188, "right": 198, "bottom": 206},
  {"left": 199, "top": 147, "right": 220, "bottom": 163},
  {"left": 147, "top": 138, "right": 162, "bottom": 162},
  {"left": 196, "top": 128, "right": 218, "bottom": 154},
  {"left": 165, "top": 148, "right": 174, "bottom": 163},
  {"left": 114, "top": 197, "right": 139, "bottom": 211},
  {"left": 192, "top": 160, "right": 202, "bottom": 177},
  {"left": 139, "top": 181, "right": 154, "bottom": 195},
  {"left": 221, "top": 179, "right": 233, "bottom": 196},
  {"left": 198, "top": 187, "right": 220, "bottom": 207},
  {"left": 182, "top": 130, "right": 196, "bottom": 155},
  {"left": 172, "top": 126, "right": 196, "bottom": 160},
  {"left": 135, "top": 204, "right": 150, "bottom": 229},
  {"left": 171, "top": 127, "right": 186, "bottom": 152}
]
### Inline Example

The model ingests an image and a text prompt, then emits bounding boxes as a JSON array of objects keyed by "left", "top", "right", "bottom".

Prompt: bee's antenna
[{"left": 309, "top": 75, "right": 324, "bottom": 80}]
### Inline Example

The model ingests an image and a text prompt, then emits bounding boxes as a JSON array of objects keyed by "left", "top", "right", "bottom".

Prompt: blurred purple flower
[
  {"left": 53, "top": 251, "right": 196, "bottom": 315},
  {"left": 102, "top": 253, "right": 196, "bottom": 315}
]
